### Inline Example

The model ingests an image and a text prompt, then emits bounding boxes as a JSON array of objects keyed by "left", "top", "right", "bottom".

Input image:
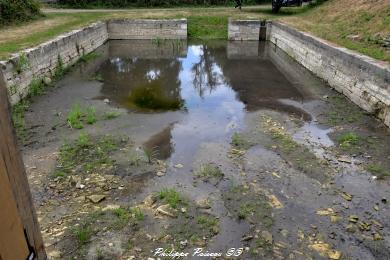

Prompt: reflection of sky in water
[{"left": 169, "top": 45, "right": 246, "bottom": 162}]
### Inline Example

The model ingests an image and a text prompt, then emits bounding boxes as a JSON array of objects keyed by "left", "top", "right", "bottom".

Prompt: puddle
[{"left": 22, "top": 40, "right": 390, "bottom": 259}]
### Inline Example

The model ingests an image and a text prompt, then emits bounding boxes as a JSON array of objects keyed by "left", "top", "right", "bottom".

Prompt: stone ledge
[{"left": 268, "top": 21, "right": 390, "bottom": 127}]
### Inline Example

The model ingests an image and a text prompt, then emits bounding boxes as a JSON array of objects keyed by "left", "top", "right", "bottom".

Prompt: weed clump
[
  {"left": 156, "top": 188, "right": 185, "bottom": 209},
  {"left": 67, "top": 104, "right": 97, "bottom": 129},
  {"left": 54, "top": 133, "right": 118, "bottom": 178},
  {"left": 337, "top": 132, "right": 360, "bottom": 149},
  {"left": 195, "top": 163, "right": 224, "bottom": 182},
  {"left": 104, "top": 111, "right": 121, "bottom": 120},
  {"left": 231, "top": 132, "right": 252, "bottom": 150}
]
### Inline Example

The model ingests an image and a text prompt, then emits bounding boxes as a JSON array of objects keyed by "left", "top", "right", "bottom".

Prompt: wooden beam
[{"left": 0, "top": 72, "right": 46, "bottom": 259}]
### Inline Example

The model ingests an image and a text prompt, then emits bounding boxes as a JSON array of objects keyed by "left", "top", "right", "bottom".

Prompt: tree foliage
[{"left": 0, "top": 0, "right": 41, "bottom": 25}]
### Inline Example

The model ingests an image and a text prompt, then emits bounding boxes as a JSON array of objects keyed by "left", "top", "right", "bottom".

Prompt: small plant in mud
[
  {"left": 157, "top": 188, "right": 185, "bottom": 209},
  {"left": 85, "top": 106, "right": 97, "bottom": 124},
  {"left": 73, "top": 225, "right": 93, "bottom": 245},
  {"left": 195, "top": 163, "right": 224, "bottom": 182},
  {"left": 67, "top": 104, "right": 98, "bottom": 129},
  {"left": 231, "top": 132, "right": 252, "bottom": 150},
  {"left": 103, "top": 111, "right": 121, "bottom": 120},
  {"left": 111, "top": 207, "right": 145, "bottom": 230},
  {"left": 71, "top": 207, "right": 145, "bottom": 247},
  {"left": 54, "top": 133, "right": 119, "bottom": 177},
  {"left": 28, "top": 78, "right": 46, "bottom": 97},
  {"left": 337, "top": 132, "right": 360, "bottom": 150},
  {"left": 222, "top": 185, "right": 273, "bottom": 228},
  {"left": 67, "top": 104, "right": 84, "bottom": 129},
  {"left": 11, "top": 100, "right": 30, "bottom": 142},
  {"left": 196, "top": 216, "right": 219, "bottom": 235},
  {"left": 366, "top": 163, "right": 390, "bottom": 179}
]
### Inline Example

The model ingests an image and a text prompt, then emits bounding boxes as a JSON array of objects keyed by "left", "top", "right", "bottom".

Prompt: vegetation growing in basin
[
  {"left": 54, "top": 133, "right": 119, "bottom": 178},
  {"left": 67, "top": 104, "right": 98, "bottom": 129},
  {"left": 231, "top": 132, "right": 253, "bottom": 150},
  {"left": 156, "top": 188, "right": 185, "bottom": 209},
  {"left": 72, "top": 207, "right": 145, "bottom": 246},
  {"left": 195, "top": 163, "right": 224, "bottom": 182}
]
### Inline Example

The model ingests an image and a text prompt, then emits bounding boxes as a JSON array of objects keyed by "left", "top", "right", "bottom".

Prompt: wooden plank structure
[{"left": 0, "top": 71, "right": 46, "bottom": 259}]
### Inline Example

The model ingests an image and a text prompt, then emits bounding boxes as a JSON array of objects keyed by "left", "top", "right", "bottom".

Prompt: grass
[
  {"left": 11, "top": 100, "right": 30, "bottom": 141},
  {"left": 187, "top": 16, "right": 228, "bottom": 39},
  {"left": 73, "top": 225, "right": 93, "bottom": 245},
  {"left": 14, "top": 53, "right": 30, "bottom": 73},
  {"left": 280, "top": 0, "right": 390, "bottom": 61},
  {"left": 72, "top": 207, "right": 145, "bottom": 246},
  {"left": 231, "top": 132, "right": 252, "bottom": 150},
  {"left": 103, "top": 111, "right": 121, "bottom": 120},
  {"left": 54, "top": 133, "right": 118, "bottom": 177},
  {"left": 111, "top": 207, "right": 145, "bottom": 229},
  {"left": 0, "top": 12, "right": 109, "bottom": 60},
  {"left": 222, "top": 185, "right": 273, "bottom": 228},
  {"left": 195, "top": 163, "right": 224, "bottom": 181},
  {"left": 366, "top": 164, "right": 390, "bottom": 179},
  {"left": 28, "top": 78, "right": 46, "bottom": 97},
  {"left": 67, "top": 103, "right": 84, "bottom": 129},
  {"left": 85, "top": 106, "right": 97, "bottom": 124},
  {"left": 157, "top": 188, "right": 185, "bottom": 209},
  {"left": 196, "top": 216, "right": 219, "bottom": 234},
  {"left": 337, "top": 132, "right": 360, "bottom": 150},
  {"left": 67, "top": 104, "right": 98, "bottom": 129}
]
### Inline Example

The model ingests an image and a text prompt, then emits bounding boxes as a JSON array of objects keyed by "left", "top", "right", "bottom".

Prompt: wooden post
[{"left": 0, "top": 72, "right": 46, "bottom": 259}]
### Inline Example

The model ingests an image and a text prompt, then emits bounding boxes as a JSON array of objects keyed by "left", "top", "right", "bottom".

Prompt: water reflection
[{"left": 98, "top": 40, "right": 313, "bottom": 161}]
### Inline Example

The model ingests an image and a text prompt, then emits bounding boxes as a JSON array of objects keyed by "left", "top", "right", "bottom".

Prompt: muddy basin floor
[{"left": 21, "top": 40, "right": 390, "bottom": 259}]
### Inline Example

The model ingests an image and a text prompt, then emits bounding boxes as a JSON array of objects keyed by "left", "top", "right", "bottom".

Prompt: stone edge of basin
[
  {"left": 0, "top": 19, "right": 188, "bottom": 105},
  {"left": 267, "top": 21, "right": 389, "bottom": 127},
  {"left": 228, "top": 18, "right": 389, "bottom": 127}
]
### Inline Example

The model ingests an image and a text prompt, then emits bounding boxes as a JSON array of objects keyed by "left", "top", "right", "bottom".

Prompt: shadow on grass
[{"left": 246, "top": 0, "right": 328, "bottom": 16}]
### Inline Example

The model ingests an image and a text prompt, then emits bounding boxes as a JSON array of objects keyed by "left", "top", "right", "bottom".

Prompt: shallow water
[{"left": 23, "top": 40, "right": 390, "bottom": 259}]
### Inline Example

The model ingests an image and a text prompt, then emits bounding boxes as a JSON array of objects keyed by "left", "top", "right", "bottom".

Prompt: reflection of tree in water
[
  {"left": 99, "top": 57, "right": 183, "bottom": 111},
  {"left": 191, "top": 45, "right": 226, "bottom": 98},
  {"left": 143, "top": 125, "right": 174, "bottom": 160}
]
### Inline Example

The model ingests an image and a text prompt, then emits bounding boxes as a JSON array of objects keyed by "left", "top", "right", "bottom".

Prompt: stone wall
[
  {"left": 0, "top": 22, "right": 109, "bottom": 105},
  {"left": 267, "top": 22, "right": 390, "bottom": 127},
  {"left": 108, "top": 19, "right": 187, "bottom": 40},
  {"left": 228, "top": 19, "right": 261, "bottom": 41}
]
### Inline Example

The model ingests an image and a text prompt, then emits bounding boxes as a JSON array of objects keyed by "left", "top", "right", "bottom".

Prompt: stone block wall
[
  {"left": 108, "top": 19, "right": 187, "bottom": 40},
  {"left": 267, "top": 22, "right": 390, "bottom": 127},
  {"left": 0, "top": 22, "right": 109, "bottom": 105},
  {"left": 228, "top": 20, "right": 261, "bottom": 41}
]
